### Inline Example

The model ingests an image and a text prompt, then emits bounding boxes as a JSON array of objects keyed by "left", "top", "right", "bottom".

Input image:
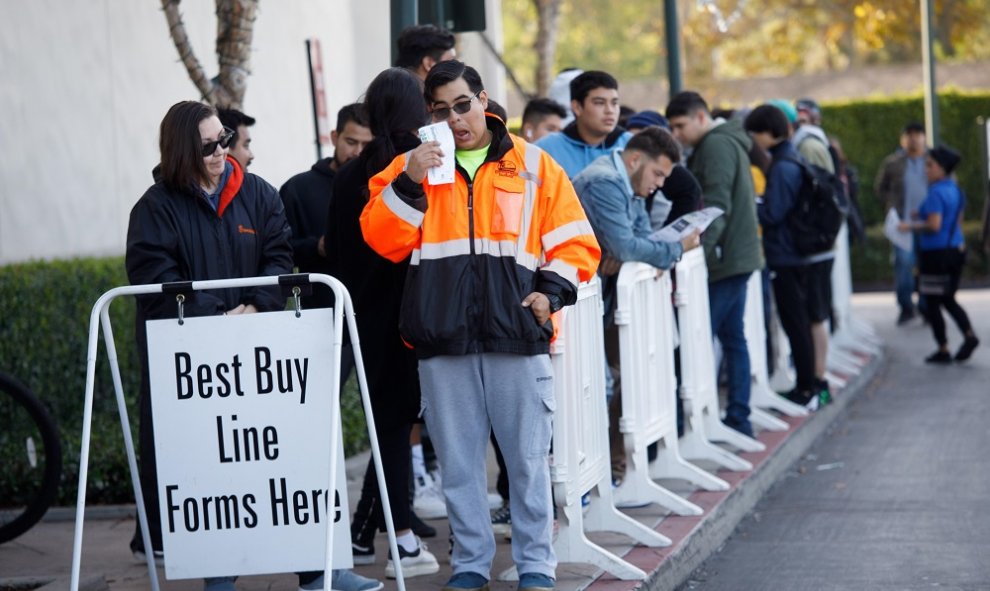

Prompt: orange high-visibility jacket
[{"left": 360, "top": 117, "right": 601, "bottom": 359}]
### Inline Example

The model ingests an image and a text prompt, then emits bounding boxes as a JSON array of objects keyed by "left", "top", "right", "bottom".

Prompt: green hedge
[
  {"left": 0, "top": 258, "right": 369, "bottom": 506},
  {"left": 822, "top": 90, "right": 990, "bottom": 225}
]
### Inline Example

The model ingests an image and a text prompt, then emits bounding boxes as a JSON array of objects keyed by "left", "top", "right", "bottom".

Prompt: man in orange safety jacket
[{"left": 360, "top": 61, "right": 600, "bottom": 591}]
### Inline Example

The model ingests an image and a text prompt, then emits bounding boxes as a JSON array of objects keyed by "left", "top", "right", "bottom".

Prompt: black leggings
[{"left": 920, "top": 249, "right": 972, "bottom": 346}]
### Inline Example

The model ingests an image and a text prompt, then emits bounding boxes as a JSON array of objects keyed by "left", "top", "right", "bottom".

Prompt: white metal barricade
[
  {"left": 69, "top": 274, "right": 406, "bottom": 591},
  {"left": 545, "top": 277, "right": 666, "bottom": 581},
  {"left": 612, "top": 263, "right": 728, "bottom": 511},
  {"left": 829, "top": 223, "right": 880, "bottom": 362},
  {"left": 674, "top": 249, "right": 761, "bottom": 472},
  {"left": 744, "top": 271, "right": 808, "bottom": 421}
]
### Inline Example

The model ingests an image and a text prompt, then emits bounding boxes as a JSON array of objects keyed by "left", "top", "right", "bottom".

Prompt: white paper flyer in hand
[
  {"left": 418, "top": 122, "right": 456, "bottom": 185},
  {"left": 649, "top": 207, "right": 724, "bottom": 243},
  {"left": 883, "top": 208, "right": 913, "bottom": 252}
]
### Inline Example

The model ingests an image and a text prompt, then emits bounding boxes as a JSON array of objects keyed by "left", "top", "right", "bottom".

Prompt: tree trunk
[
  {"left": 161, "top": 0, "right": 258, "bottom": 109},
  {"left": 213, "top": 0, "right": 258, "bottom": 109},
  {"left": 533, "top": 0, "right": 562, "bottom": 97}
]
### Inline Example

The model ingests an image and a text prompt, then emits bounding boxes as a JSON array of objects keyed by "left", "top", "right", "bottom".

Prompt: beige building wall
[{"left": 0, "top": 0, "right": 391, "bottom": 264}]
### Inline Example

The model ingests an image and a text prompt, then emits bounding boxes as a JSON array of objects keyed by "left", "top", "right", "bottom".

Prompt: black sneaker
[
  {"left": 351, "top": 541, "right": 375, "bottom": 565},
  {"left": 897, "top": 308, "right": 915, "bottom": 325},
  {"left": 925, "top": 350, "right": 952, "bottom": 364},
  {"left": 490, "top": 502, "right": 511, "bottom": 536},
  {"left": 955, "top": 336, "right": 980, "bottom": 362},
  {"left": 815, "top": 378, "right": 832, "bottom": 408},
  {"left": 784, "top": 388, "right": 815, "bottom": 407},
  {"left": 410, "top": 509, "right": 437, "bottom": 538}
]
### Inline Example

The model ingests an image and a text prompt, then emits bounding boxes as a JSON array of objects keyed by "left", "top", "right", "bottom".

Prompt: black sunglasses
[
  {"left": 202, "top": 127, "right": 235, "bottom": 157},
  {"left": 431, "top": 91, "right": 481, "bottom": 122}
]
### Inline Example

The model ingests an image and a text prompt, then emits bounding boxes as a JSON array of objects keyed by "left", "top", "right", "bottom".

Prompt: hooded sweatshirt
[
  {"left": 537, "top": 121, "right": 632, "bottom": 179},
  {"left": 686, "top": 118, "right": 765, "bottom": 282}
]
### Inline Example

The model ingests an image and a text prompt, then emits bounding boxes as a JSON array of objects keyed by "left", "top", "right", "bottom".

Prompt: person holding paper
[
  {"left": 360, "top": 60, "right": 601, "bottom": 591},
  {"left": 875, "top": 121, "right": 929, "bottom": 325},
  {"left": 571, "top": 126, "right": 700, "bottom": 479}
]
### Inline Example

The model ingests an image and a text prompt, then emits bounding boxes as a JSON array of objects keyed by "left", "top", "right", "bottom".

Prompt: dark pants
[
  {"left": 708, "top": 273, "right": 752, "bottom": 430},
  {"left": 771, "top": 266, "right": 816, "bottom": 391},
  {"left": 920, "top": 249, "right": 972, "bottom": 347}
]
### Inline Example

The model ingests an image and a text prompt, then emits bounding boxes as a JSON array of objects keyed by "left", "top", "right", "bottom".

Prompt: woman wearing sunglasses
[{"left": 124, "top": 100, "right": 293, "bottom": 589}]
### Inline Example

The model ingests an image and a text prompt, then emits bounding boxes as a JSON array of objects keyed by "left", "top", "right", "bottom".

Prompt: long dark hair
[
  {"left": 159, "top": 101, "right": 217, "bottom": 192},
  {"left": 362, "top": 68, "right": 429, "bottom": 180}
]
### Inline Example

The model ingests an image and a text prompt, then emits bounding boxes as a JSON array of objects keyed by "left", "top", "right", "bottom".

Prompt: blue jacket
[
  {"left": 537, "top": 122, "right": 632, "bottom": 179},
  {"left": 572, "top": 150, "right": 684, "bottom": 271},
  {"left": 757, "top": 141, "right": 806, "bottom": 267}
]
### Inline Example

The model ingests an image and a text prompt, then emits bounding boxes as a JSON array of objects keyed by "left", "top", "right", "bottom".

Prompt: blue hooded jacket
[
  {"left": 537, "top": 121, "right": 632, "bottom": 179},
  {"left": 757, "top": 140, "right": 806, "bottom": 267}
]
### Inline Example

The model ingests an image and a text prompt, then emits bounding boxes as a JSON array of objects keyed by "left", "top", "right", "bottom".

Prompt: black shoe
[
  {"left": 897, "top": 308, "right": 915, "bottom": 325},
  {"left": 722, "top": 418, "right": 754, "bottom": 438},
  {"left": 925, "top": 350, "right": 952, "bottom": 364},
  {"left": 351, "top": 541, "right": 376, "bottom": 565},
  {"left": 955, "top": 336, "right": 980, "bottom": 362},
  {"left": 410, "top": 509, "right": 437, "bottom": 538},
  {"left": 784, "top": 388, "right": 815, "bottom": 407}
]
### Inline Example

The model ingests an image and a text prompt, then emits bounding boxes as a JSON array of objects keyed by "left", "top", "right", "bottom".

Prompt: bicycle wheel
[{"left": 0, "top": 372, "right": 63, "bottom": 544}]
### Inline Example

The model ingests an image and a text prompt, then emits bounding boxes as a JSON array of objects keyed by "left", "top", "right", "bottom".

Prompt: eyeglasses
[
  {"left": 202, "top": 127, "right": 235, "bottom": 157},
  {"left": 430, "top": 92, "right": 481, "bottom": 122}
]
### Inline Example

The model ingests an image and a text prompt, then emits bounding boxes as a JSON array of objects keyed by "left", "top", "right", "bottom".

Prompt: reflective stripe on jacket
[{"left": 360, "top": 116, "right": 601, "bottom": 359}]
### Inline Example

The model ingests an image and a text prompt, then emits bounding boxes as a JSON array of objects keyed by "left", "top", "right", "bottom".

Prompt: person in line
[
  {"left": 666, "top": 91, "right": 765, "bottom": 437},
  {"left": 625, "top": 111, "right": 703, "bottom": 228},
  {"left": 875, "top": 121, "right": 929, "bottom": 325},
  {"left": 521, "top": 97, "right": 567, "bottom": 143},
  {"left": 537, "top": 70, "right": 632, "bottom": 179},
  {"left": 395, "top": 23, "right": 457, "bottom": 81},
  {"left": 571, "top": 126, "right": 700, "bottom": 479},
  {"left": 126, "top": 101, "right": 381, "bottom": 591},
  {"left": 899, "top": 145, "right": 980, "bottom": 363},
  {"left": 280, "top": 103, "right": 372, "bottom": 309},
  {"left": 745, "top": 103, "right": 822, "bottom": 408},
  {"left": 216, "top": 107, "right": 255, "bottom": 171},
  {"left": 792, "top": 98, "right": 837, "bottom": 404},
  {"left": 360, "top": 60, "right": 600, "bottom": 591},
  {"left": 325, "top": 67, "right": 442, "bottom": 581}
]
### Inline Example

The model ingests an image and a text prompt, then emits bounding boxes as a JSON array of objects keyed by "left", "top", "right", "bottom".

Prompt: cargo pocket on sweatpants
[{"left": 527, "top": 383, "right": 556, "bottom": 458}]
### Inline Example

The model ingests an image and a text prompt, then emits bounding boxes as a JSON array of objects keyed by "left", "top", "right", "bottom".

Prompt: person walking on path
[
  {"left": 360, "top": 60, "right": 600, "bottom": 591},
  {"left": 898, "top": 145, "right": 980, "bottom": 363},
  {"left": 875, "top": 121, "right": 929, "bottom": 325}
]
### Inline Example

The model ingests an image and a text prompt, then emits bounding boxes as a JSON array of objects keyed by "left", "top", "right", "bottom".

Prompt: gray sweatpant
[{"left": 418, "top": 353, "right": 557, "bottom": 580}]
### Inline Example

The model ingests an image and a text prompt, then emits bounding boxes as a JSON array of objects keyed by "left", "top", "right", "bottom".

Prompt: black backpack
[{"left": 779, "top": 155, "right": 849, "bottom": 255}]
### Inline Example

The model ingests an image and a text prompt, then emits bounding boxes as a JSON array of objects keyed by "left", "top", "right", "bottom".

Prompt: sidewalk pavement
[{"left": 0, "top": 298, "right": 884, "bottom": 591}]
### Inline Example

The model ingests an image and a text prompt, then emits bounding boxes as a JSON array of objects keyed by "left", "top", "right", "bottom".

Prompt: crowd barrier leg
[
  {"left": 674, "top": 249, "right": 765, "bottom": 470},
  {"left": 741, "top": 272, "right": 793, "bottom": 431},
  {"left": 648, "top": 437, "right": 730, "bottom": 491},
  {"left": 533, "top": 278, "right": 657, "bottom": 582},
  {"left": 675, "top": 250, "right": 764, "bottom": 458},
  {"left": 609, "top": 264, "right": 713, "bottom": 512}
]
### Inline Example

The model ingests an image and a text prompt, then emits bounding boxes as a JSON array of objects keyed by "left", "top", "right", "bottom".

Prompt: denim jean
[
  {"left": 708, "top": 273, "right": 752, "bottom": 431},
  {"left": 893, "top": 245, "right": 916, "bottom": 312}
]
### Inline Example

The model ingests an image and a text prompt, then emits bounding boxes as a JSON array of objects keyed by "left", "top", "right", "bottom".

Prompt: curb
[{"left": 642, "top": 348, "right": 885, "bottom": 591}]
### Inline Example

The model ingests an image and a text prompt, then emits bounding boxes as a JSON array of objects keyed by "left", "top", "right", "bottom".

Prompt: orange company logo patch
[
  {"left": 238, "top": 224, "right": 256, "bottom": 235},
  {"left": 496, "top": 160, "right": 517, "bottom": 177}
]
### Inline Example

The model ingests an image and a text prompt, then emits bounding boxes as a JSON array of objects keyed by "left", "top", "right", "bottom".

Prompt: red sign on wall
[{"left": 307, "top": 38, "right": 332, "bottom": 146}]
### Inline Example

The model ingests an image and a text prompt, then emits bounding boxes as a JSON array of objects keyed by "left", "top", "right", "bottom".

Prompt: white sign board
[{"left": 146, "top": 309, "right": 352, "bottom": 579}]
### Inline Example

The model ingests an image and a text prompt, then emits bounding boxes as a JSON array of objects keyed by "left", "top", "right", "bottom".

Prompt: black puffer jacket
[{"left": 126, "top": 158, "right": 293, "bottom": 321}]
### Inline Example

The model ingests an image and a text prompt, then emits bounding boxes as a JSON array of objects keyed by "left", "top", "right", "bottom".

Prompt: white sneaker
[
  {"left": 384, "top": 538, "right": 440, "bottom": 578},
  {"left": 413, "top": 474, "right": 447, "bottom": 519}
]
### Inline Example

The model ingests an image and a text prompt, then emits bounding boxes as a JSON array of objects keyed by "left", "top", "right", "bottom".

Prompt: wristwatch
[{"left": 545, "top": 292, "right": 564, "bottom": 314}]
